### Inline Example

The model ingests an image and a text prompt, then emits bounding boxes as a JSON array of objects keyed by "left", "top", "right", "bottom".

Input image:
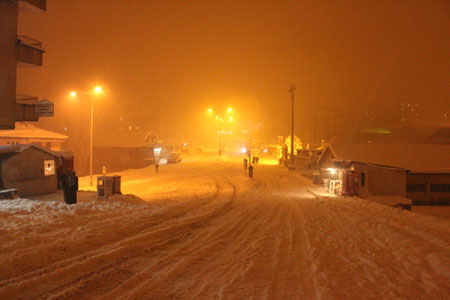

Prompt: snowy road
[{"left": 1, "top": 154, "right": 450, "bottom": 299}]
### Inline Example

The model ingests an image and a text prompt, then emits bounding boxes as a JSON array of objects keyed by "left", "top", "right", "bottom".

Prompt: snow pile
[
  {"left": 365, "top": 194, "right": 412, "bottom": 207},
  {"left": 0, "top": 198, "right": 46, "bottom": 213}
]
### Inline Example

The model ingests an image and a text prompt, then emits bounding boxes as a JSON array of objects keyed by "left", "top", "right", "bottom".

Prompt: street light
[
  {"left": 289, "top": 84, "right": 295, "bottom": 170},
  {"left": 69, "top": 86, "right": 103, "bottom": 186},
  {"left": 206, "top": 107, "right": 234, "bottom": 156}
]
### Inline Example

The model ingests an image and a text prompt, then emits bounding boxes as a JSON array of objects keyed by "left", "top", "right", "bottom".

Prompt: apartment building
[{"left": 0, "top": 0, "right": 48, "bottom": 129}]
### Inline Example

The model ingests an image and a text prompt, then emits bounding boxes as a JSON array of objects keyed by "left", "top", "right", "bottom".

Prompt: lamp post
[
  {"left": 208, "top": 107, "right": 233, "bottom": 156},
  {"left": 289, "top": 85, "right": 295, "bottom": 169},
  {"left": 70, "top": 86, "right": 103, "bottom": 186}
]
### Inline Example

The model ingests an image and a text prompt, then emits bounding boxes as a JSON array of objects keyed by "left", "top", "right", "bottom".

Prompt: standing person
[
  {"left": 155, "top": 162, "right": 159, "bottom": 173},
  {"left": 248, "top": 165, "right": 254, "bottom": 178},
  {"left": 61, "top": 169, "right": 70, "bottom": 204},
  {"left": 243, "top": 158, "right": 248, "bottom": 174},
  {"left": 64, "top": 171, "right": 78, "bottom": 204}
]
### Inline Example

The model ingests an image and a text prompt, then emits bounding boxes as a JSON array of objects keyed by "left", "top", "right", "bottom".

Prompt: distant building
[
  {"left": 0, "top": 0, "right": 47, "bottom": 129},
  {"left": 317, "top": 143, "right": 450, "bottom": 205},
  {"left": 425, "top": 127, "right": 450, "bottom": 145},
  {"left": 0, "top": 123, "right": 68, "bottom": 151},
  {"left": 399, "top": 103, "right": 420, "bottom": 125},
  {"left": 297, "top": 106, "right": 346, "bottom": 147}
]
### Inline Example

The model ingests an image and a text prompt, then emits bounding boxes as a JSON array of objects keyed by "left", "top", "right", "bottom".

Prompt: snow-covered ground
[{"left": 1, "top": 153, "right": 449, "bottom": 299}]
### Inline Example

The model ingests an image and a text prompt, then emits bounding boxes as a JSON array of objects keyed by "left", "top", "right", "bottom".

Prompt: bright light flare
[
  {"left": 208, "top": 108, "right": 213, "bottom": 113},
  {"left": 70, "top": 91, "right": 77, "bottom": 97},
  {"left": 327, "top": 168, "right": 337, "bottom": 175},
  {"left": 241, "top": 147, "right": 247, "bottom": 154},
  {"left": 94, "top": 86, "right": 103, "bottom": 94},
  {"left": 227, "top": 107, "right": 232, "bottom": 113}
]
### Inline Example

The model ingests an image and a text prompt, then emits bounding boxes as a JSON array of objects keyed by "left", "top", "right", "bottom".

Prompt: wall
[
  {"left": 0, "top": 0, "right": 18, "bottom": 129},
  {"left": 407, "top": 173, "right": 450, "bottom": 205},
  {"left": 1, "top": 147, "right": 58, "bottom": 196},
  {"left": 75, "top": 147, "right": 152, "bottom": 176},
  {"left": 353, "top": 163, "right": 406, "bottom": 196}
]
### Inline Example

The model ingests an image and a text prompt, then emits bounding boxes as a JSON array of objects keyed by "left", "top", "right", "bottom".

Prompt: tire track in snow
[
  {"left": 0, "top": 178, "right": 225, "bottom": 299},
  {"left": 98, "top": 178, "right": 239, "bottom": 300}
]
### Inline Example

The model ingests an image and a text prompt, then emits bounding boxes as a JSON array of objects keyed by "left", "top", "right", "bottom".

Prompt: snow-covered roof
[
  {"left": 0, "top": 144, "right": 60, "bottom": 158},
  {"left": 322, "top": 142, "right": 450, "bottom": 173},
  {"left": 0, "top": 123, "right": 68, "bottom": 140},
  {"left": 425, "top": 127, "right": 450, "bottom": 144}
]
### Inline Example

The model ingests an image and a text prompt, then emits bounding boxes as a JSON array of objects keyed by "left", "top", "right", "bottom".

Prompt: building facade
[
  {"left": 0, "top": 123, "right": 68, "bottom": 151},
  {"left": 0, "top": 0, "right": 46, "bottom": 129},
  {"left": 407, "top": 172, "right": 450, "bottom": 205},
  {"left": 0, "top": 144, "right": 59, "bottom": 196}
]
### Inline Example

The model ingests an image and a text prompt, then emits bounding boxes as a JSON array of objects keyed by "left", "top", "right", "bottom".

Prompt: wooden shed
[
  {"left": 0, "top": 144, "right": 59, "bottom": 197},
  {"left": 317, "top": 143, "right": 450, "bottom": 204}
]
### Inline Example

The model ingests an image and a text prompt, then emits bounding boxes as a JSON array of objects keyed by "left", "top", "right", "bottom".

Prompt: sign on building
[{"left": 35, "top": 100, "right": 54, "bottom": 117}]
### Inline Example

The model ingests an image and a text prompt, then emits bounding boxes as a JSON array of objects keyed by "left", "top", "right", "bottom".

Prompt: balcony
[
  {"left": 16, "top": 94, "right": 38, "bottom": 105},
  {"left": 15, "top": 104, "right": 38, "bottom": 122},
  {"left": 16, "top": 35, "right": 44, "bottom": 67},
  {"left": 18, "top": 0, "right": 46, "bottom": 14}
]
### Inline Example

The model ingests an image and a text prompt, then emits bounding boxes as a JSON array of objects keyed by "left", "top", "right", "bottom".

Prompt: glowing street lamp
[
  {"left": 94, "top": 86, "right": 102, "bottom": 94},
  {"left": 69, "top": 86, "right": 104, "bottom": 186},
  {"left": 207, "top": 107, "right": 234, "bottom": 156}
]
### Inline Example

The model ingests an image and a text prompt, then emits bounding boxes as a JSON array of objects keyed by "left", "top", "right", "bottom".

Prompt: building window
[
  {"left": 361, "top": 173, "right": 366, "bottom": 186},
  {"left": 431, "top": 184, "right": 450, "bottom": 193},
  {"left": 44, "top": 160, "right": 55, "bottom": 176},
  {"left": 406, "top": 184, "right": 426, "bottom": 192},
  {"left": 45, "top": 142, "right": 51, "bottom": 149}
]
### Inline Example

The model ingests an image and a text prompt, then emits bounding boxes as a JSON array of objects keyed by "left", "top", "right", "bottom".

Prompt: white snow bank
[
  {"left": 0, "top": 193, "right": 150, "bottom": 231},
  {"left": 365, "top": 195, "right": 412, "bottom": 207}
]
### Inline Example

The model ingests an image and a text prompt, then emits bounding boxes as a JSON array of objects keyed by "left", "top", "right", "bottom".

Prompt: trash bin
[
  {"left": 112, "top": 175, "right": 121, "bottom": 194},
  {"left": 97, "top": 175, "right": 121, "bottom": 199},
  {"left": 97, "top": 176, "right": 113, "bottom": 199}
]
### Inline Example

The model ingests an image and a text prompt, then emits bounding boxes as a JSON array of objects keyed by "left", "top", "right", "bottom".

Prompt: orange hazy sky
[{"left": 17, "top": 0, "right": 450, "bottom": 139}]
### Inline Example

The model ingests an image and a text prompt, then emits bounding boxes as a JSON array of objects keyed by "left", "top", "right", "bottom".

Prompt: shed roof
[
  {"left": 0, "top": 123, "right": 68, "bottom": 140},
  {"left": 321, "top": 142, "right": 450, "bottom": 173},
  {"left": 0, "top": 144, "right": 60, "bottom": 158}
]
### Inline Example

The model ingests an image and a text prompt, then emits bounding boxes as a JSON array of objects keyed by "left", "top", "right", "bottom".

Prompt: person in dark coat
[
  {"left": 155, "top": 163, "right": 159, "bottom": 173},
  {"left": 243, "top": 158, "right": 248, "bottom": 173},
  {"left": 63, "top": 171, "right": 78, "bottom": 205},
  {"left": 248, "top": 165, "right": 254, "bottom": 178}
]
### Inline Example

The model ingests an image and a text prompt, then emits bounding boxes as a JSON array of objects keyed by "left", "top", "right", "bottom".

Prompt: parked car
[{"left": 167, "top": 152, "right": 182, "bottom": 163}]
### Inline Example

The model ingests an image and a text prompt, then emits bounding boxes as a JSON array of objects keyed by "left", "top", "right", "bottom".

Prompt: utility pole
[
  {"left": 89, "top": 93, "right": 94, "bottom": 186},
  {"left": 289, "top": 84, "right": 295, "bottom": 170}
]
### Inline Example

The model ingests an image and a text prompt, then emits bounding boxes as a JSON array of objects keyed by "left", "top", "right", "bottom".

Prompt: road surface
[{"left": 1, "top": 154, "right": 449, "bottom": 299}]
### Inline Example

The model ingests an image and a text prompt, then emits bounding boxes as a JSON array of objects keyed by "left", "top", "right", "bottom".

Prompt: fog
[{"left": 17, "top": 0, "right": 450, "bottom": 146}]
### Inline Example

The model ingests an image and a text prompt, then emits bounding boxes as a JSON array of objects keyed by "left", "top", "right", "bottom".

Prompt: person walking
[
  {"left": 155, "top": 163, "right": 159, "bottom": 173},
  {"left": 243, "top": 158, "right": 248, "bottom": 174},
  {"left": 248, "top": 165, "right": 254, "bottom": 178}
]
